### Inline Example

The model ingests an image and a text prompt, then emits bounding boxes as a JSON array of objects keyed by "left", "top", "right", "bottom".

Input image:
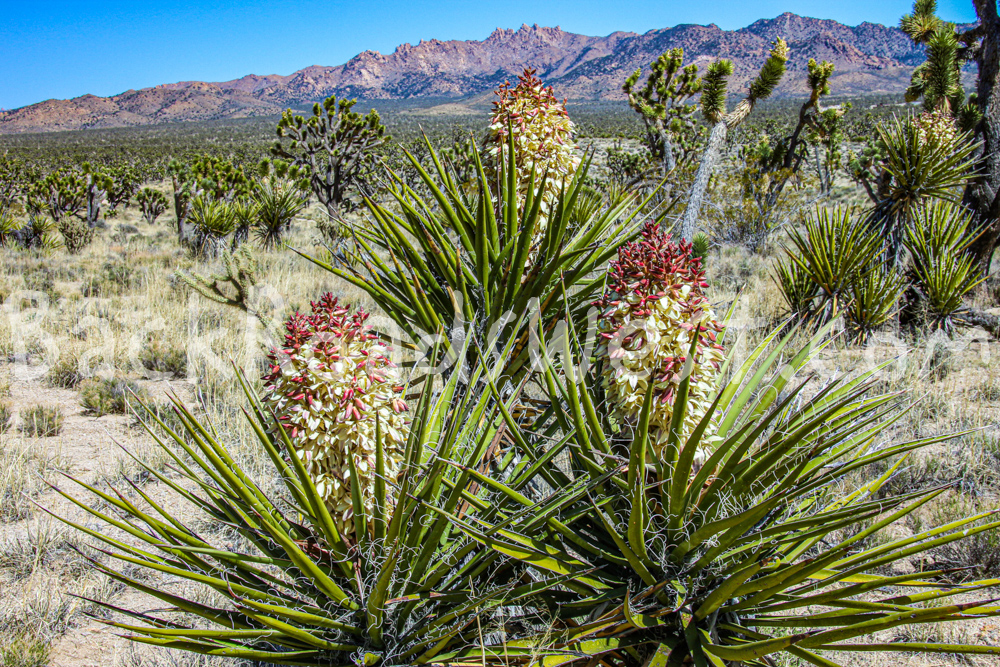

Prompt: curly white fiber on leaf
[
  {"left": 595, "top": 222, "right": 724, "bottom": 456},
  {"left": 262, "top": 294, "right": 409, "bottom": 541}
]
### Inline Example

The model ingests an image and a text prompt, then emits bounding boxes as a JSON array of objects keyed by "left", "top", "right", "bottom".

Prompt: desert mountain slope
[{"left": 0, "top": 12, "right": 933, "bottom": 134}]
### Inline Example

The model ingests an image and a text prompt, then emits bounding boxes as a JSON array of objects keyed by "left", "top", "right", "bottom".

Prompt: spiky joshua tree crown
[
  {"left": 596, "top": 222, "right": 724, "bottom": 452},
  {"left": 262, "top": 295, "right": 409, "bottom": 540}
]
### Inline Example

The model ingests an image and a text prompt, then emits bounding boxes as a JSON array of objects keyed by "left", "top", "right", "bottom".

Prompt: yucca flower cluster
[
  {"left": 487, "top": 68, "right": 581, "bottom": 241},
  {"left": 262, "top": 294, "right": 408, "bottom": 540},
  {"left": 595, "top": 222, "right": 724, "bottom": 454},
  {"left": 913, "top": 109, "right": 958, "bottom": 147}
]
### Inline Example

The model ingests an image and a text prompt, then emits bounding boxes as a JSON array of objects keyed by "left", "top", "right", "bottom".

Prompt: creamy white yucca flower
[
  {"left": 487, "top": 67, "right": 581, "bottom": 243},
  {"left": 595, "top": 222, "right": 724, "bottom": 457},
  {"left": 913, "top": 110, "right": 958, "bottom": 148},
  {"left": 262, "top": 294, "right": 408, "bottom": 541}
]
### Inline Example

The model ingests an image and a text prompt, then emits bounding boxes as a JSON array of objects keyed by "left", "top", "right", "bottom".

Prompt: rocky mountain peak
[{"left": 0, "top": 13, "right": 931, "bottom": 133}]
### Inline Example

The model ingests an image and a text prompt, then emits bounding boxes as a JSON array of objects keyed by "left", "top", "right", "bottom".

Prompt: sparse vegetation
[
  {"left": 0, "top": 5, "right": 999, "bottom": 664},
  {"left": 79, "top": 377, "right": 149, "bottom": 416},
  {"left": 18, "top": 406, "right": 64, "bottom": 437}
]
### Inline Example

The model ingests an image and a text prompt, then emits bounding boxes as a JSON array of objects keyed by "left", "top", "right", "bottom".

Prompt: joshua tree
[
  {"left": 106, "top": 163, "right": 142, "bottom": 215},
  {"left": 82, "top": 162, "right": 112, "bottom": 228},
  {"left": 678, "top": 38, "right": 789, "bottom": 239},
  {"left": 136, "top": 187, "right": 168, "bottom": 225},
  {"left": 30, "top": 170, "right": 85, "bottom": 225},
  {"left": 623, "top": 49, "right": 703, "bottom": 174},
  {"left": 900, "top": 0, "right": 1000, "bottom": 269},
  {"left": 272, "top": 96, "right": 387, "bottom": 222}
]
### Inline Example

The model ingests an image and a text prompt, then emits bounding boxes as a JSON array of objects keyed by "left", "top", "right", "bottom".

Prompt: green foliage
[
  {"left": 19, "top": 405, "right": 64, "bottom": 437},
  {"left": 690, "top": 231, "right": 710, "bottom": 260},
  {"left": 50, "top": 358, "right": 546, "bottom": 666},
  {"left": 189, "top": 197, "right": 238, "bottom": 255},
  {"left": 56, "top": 215, "right": 95, "bottom": 254},
  {"left": 846, "top": 262, "right": 907, "bottom": 342},
  {"left": 251, "top": 179, "right": 307, "bottom": 248},
  {"left": 774, "top": 254, "right": 820, "bottom": 318},
  {"left": 273, "top": 95, "right": 388, "bottom": 220},
  {"left": 783, "top": 206, "right": 883, "bottom": 323},
  {"left": 136, "top": 187, "right": 168, "bottom": 225},
  {"left": 905, "top": 200, "right": 986, "bottom": 332},
  {"left": 623, "top": 48, "right": 704, "bottom": 171},
  {"left": 176, "top": 245, "right": 270, "bottom": 327},
  {"left": 699, "top": 60, "right": 733, "bottom": 124},
  {"left": 748, "top": 37, "right": 789, "bottom": 102},
  {"left": 79, "top": 377, "right": 150, "bottom": 416},
  {"left": 0, "top": 210, "right": 23, "bottom": 247},
  {"left": 455, "top": 319, "right": 1000, "bottom": 666},
  {"left": 301, "top": 134, "right": 654, "bottom": 377}
]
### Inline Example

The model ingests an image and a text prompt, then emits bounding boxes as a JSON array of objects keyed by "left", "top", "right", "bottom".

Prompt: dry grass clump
[
  {"left": 18, "top": 405, "right": 64, "bottom": 437},
  {"left": 80, "top": 377, "right": 149, "bottom": 416},
  {"left": 137, "top": 337, "right": 187, "bottom": 377},
  {"left": 0, "top": 401, "right": 11, "bottom": 434},
  {"left": 43, "top": 347, "right": 85, "bottom": 388},
  {"left": 0, "top": 623, "right": 50, "bottom": 667},
  {"left": 0, "top": 440, "right": 42, "bottom": 523}
]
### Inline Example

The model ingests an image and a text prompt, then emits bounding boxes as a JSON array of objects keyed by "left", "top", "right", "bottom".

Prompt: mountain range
[{"left": 0, "top": 12, "right": 934, "bottom": 134}]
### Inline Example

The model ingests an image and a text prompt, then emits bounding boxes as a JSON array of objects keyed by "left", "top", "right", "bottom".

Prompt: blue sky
[{"left": 0, "top": 0, "right": 978, "bottom": 110}]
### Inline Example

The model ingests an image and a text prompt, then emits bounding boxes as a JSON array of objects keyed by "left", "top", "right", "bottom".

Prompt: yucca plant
[
  {"left": 44, "top": 325, "right": 564, "bottom": 666},
  {"left": 774, "top": 253, "right": 819, "bottom": 319},
  {"left": 864, "top": 116, "right": 978, "bottom": 266},
  {"left": 252, "top": 179, "right": 307, "bottom": 249},
  {"left": 451, "top": 311, "right": 1000, "bottom": 666},
  {"left": 0, "top": 211, "right": 22, "bottom": 247},
  {"left": 845, "top": 263, "right": 907, "bottom": 343},
  {"left": 905, "top": 200, "right": 986, "bottom": 333},
  {"left": 189, "top": 197, "right": 238, "bottom": 256},
  {"left": 300, "top": 131, "right": 661, "bottom": 379},
  {"left": 783, "top": 206, "right": 881, "bottom": 323}
]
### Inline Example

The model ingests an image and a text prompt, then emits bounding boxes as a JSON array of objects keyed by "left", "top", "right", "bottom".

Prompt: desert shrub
[
  {"left": 103, "top": 259, "right": 137, "bottom": 289},
  {"left": 44, "top": 350, "right": 85, "bottom": 388},
  {"left": 138, "top": 339, "right": 187, "bottom": 377},
  {"left": 0, "top": 402, "right": 11, "bottom": 434},
  {"left": 80, "top": 377, "right": 149, "bottom": 416},
  {"left": 56, "top": 216, "right": 95, "bottom": 254},
  {"left": 19, "top": 405, "right": 64, "bottom": 437},
  {"left": 0, "top": 624, "right": 50, "bottom": 667},
  {"left": 22, "top": 267, "right": 56, "bottom": 298}
]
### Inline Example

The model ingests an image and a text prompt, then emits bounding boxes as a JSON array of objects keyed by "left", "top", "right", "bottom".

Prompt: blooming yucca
[
  {"left": 487, "top": 68, "right": 581, "bottom": 241},
  {"left": 595, "top": 222, "right": 724, "bottom": 453},
  {"left": 262, "top": 294, "right": 408, "bottom": 540},
  {"left": 913, "top": 109, "right": 958, "bottom": 147}
]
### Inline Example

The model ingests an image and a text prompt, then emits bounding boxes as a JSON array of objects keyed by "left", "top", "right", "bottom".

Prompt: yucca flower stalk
[
  {"left": 487, "top": 67, "right": 581, "bottom": 240},
  {"left": 45, "top": 334, "right": 558, "bottom": 667},
  {"left": 595, "top": 221, "right": 724, "bottom": 452},
  {"left": 454, "top": 315, "right": 1000, "bottom": 667},
  {"left": 913, "top": 109, "right": 959, "bottom": 147},
  {"left": 262, "top": 295, "right": 409, "bottom": 541}
]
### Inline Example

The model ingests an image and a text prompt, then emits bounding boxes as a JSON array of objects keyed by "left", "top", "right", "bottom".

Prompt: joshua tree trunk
[
  {"left": 678, "top": 99, "right": 754, "bottom": 240},
  {"left": 964, "top": 0, "right": 1000, "bottom": 270}
]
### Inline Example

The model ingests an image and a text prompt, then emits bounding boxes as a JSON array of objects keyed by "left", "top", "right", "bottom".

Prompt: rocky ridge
[{"left": 0, "top": 13, "right": 936, "bottom": 133}]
